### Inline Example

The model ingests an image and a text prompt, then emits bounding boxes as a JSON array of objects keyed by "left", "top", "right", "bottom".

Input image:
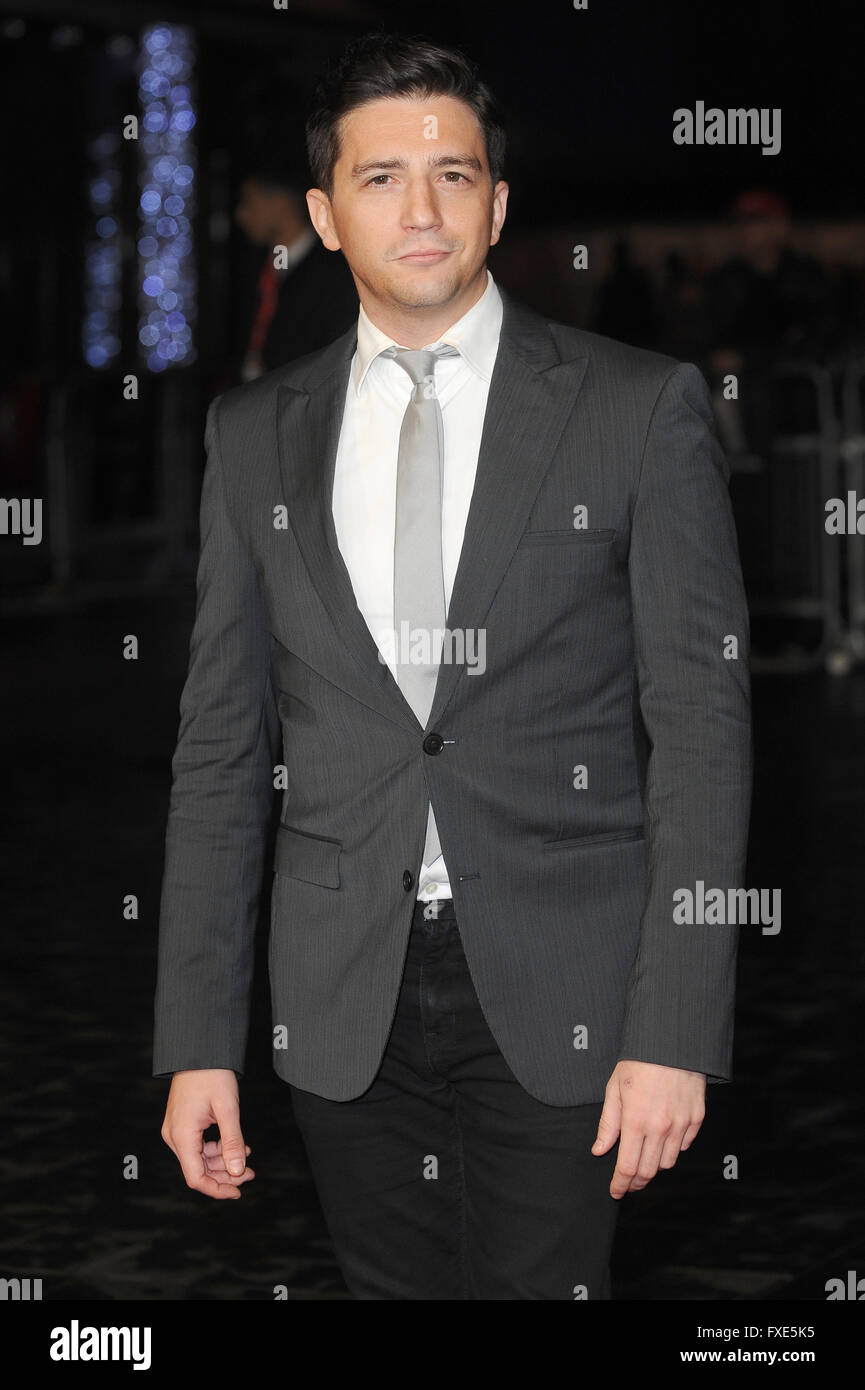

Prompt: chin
[{"left": 384, "top": 266, "right": 463, "bottom": 307}]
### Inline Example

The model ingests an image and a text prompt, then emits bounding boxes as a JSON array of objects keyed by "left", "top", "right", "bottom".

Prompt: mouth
[{"left": 396, "top": 250, "right": 452, "bottom": 263}]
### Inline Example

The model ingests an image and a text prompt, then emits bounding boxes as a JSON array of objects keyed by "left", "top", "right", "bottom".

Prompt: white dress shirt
[{"left": 332, "top": 268, "right": 503, "bottom": 901}]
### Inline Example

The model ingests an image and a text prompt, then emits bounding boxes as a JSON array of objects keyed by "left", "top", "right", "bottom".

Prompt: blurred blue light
[
  {"left": 83, "top": 134, "right": 122, "bottom": 368},
  {"left": 137, "top": 23, "right": 197, "bottom": 372},
  {"left": 146, "top": 26, "right": 171, "bottom": 52}
]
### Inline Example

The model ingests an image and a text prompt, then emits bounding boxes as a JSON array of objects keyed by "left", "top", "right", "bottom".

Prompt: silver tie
[{"left": 384, "top": 343, "right": 459, "bottom": 874}]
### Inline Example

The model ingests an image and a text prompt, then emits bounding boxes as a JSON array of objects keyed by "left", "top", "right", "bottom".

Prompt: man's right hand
[{"left": 161, "top": 1068, "right": 254, "bottom": 1200}]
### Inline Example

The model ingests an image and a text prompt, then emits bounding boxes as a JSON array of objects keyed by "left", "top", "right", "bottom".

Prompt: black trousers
[{"left": 288, "top": 897, "right": 621, "bottom": 1300}]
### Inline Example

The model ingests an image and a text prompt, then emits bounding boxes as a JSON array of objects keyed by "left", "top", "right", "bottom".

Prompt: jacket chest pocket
[
  {"left": 274, "top": 822, "right": 342, "bottom": 888},
  {"left": 516, "top": 527, "right": 616, "bottom": 547}
]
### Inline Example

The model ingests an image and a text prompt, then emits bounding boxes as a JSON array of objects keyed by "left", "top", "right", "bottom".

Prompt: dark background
[{"left": 1, "top": 0, "right": 864, "bottom": 1304}]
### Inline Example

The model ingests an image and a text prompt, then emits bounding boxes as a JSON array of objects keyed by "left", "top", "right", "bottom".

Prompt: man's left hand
[{"left": 592, "top": 1060, "right": 706, "bottom": 1199}]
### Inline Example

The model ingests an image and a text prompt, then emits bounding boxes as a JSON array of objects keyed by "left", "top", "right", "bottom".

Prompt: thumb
[
  {"left": 214, "top": 1098, "right": 247, "bottom": 1175},
  {"left": 592, "top": 1090, "right": 622, "bottom": 1155}
]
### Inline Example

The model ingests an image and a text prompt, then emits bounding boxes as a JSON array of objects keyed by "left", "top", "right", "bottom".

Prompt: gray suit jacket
[{"left": 152, "top": 285, "right": 752, "bottom": 1105}]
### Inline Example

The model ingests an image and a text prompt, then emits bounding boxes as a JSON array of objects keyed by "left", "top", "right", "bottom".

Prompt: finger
[
  {"left": 628, "top": 1132, "right": 667, "bottom": 1191},
  {"left": 680, "top": 1118, "right": 703, "bottom": 1151},
  {"left": 204, "top": 1166, "right": 255, "bottom": 1187},
  {"left": 658, "top": 1131, "right": 683, "bottom": 1169},
  {"left": 212, "top": 1095, "right": 248, "bottom": 1177},
  {"left": 592, "top": 1092, "right": 622, "bottom": 1155},
  {"left": 202, "top": 1138, "right": 254, "bottom": 1185},
  {"left": 173, "top": 1130, "right": 243, "bottom": 1200},
  {"left": 610, "top": 1132, "right": 643, "bottom": 1199},
  {"left": 203, "top": 1155, "right": 256, "bottom": 1184},
  {"left": 203, "top": 1146, "right": 253, "bottom": 1168},
  {"left": 202, "top": 1141, "right": 252, "bottom": 1158}
]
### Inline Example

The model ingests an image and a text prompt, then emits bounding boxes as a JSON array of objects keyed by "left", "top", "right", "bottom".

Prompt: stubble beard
[{"left": 377, "top": 260, "right": 467, "bottom": 312}]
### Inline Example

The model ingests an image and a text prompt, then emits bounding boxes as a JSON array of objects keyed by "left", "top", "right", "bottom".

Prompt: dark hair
[{"left": 305, "top": 31, "right": 507, "bottom": 200}]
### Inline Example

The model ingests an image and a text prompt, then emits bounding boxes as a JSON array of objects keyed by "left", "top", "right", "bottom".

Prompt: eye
[
  {"left": 366, "top": 174, "right": 393, "bottom": 186},
  {"left": 441, "top": 171, "right": 469, "bottom": 183}
]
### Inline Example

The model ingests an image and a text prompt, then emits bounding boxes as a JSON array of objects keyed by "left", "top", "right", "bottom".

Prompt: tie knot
[{"left": 383, "top": 343, "right": 460, "bottom": 387}]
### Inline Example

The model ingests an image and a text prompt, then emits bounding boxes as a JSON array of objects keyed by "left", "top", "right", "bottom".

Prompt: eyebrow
[{"left": 349, "top": 153, "right": 484, "bottom": 180}]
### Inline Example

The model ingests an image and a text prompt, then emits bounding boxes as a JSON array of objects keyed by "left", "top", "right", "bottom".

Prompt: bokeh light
[
  {"left": 82, "top": 132, "right": 122, "bottom": 369},
  {"left": 136, "top": 23, "right": 197, "bottom": 372}
]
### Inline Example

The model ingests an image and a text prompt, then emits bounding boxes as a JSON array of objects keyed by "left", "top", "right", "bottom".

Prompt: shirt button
[{"left": 424, "top": 882, "right": 439, "bottom": 895}]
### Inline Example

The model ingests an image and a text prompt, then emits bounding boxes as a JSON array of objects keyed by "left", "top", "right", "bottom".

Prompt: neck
[
  {"left": 360, "top": 267, "right": 487, "bottom": 348},
  {"left": 272, "top": 217, "right": 310, "bottom": 250}
]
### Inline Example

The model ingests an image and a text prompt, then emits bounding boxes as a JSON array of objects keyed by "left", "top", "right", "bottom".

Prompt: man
[
  {"left": 703, "top": 188, "right": 837, "bottom": 462},
  {"left": 705, "top": 189, "right": 836, "bottom": 372},
  {"left": 233, "top": 161, "right": 358, "bottom": 378},
  {"left": 155, "top": 32, "right": 752, "bottom": 1301}
]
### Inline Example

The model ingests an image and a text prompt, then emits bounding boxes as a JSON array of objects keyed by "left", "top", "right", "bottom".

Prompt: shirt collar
[
  {"left": 277, "top": 226, "right": 317, "bottom": 273},
  {"left": 352, "top": 267, "right": 502, "bottom": 397}
]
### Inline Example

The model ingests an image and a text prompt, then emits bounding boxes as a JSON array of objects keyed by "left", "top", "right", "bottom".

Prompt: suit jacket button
[
  {"left": 403, "top": 870, "right": 414, "bottom": 892},
  {"left": 423, "top": 732, "right": 444, "bottom": 754}
]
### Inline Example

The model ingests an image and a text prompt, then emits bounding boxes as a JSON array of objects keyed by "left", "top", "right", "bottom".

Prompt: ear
[
  {"left": 489, "top": 180, "right": 509, "bottom": 248},
  {"left": 306, "top": 189, "right": 341, "bottom": 251}
]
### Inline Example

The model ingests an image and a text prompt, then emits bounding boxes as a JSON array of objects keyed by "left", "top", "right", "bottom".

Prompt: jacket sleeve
[
  {"left": 617, "top": 361, "right": 753, "bottom": 1081},
  {"left": 152, "top": 395, "right": 281, "bottom": 1077}
]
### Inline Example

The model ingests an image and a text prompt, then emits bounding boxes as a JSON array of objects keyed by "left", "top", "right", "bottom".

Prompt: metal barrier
[
  {"left": 836, "top": 358, "right": 865, "bottom": 670},
  {"left": 1, "top": 368, "right": 204, "bottom": 613},
  {"left": 741, "top": 360, "right": 846, "bottom": 674}
]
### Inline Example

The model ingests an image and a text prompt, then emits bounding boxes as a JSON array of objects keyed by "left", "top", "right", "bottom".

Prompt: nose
[{"left": 401, "top": 177, "right": 442, "bottom": 232}]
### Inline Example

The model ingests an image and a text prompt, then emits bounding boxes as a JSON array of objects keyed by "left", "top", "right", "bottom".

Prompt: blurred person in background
[
  {"left": 705, "top": 189, "right": 835, "bottom": 369},
  {"left": 593, "top": 237, "right": 657, "bottom": 349},
  {"left": 234, "top": 159, "right": 358, "bottom": 378},
  {"left": 655, "top": 249, "right": 711, "bottom": 365},
  {"left": 703, "top": 190, "right": 836, "bottom": 460}
]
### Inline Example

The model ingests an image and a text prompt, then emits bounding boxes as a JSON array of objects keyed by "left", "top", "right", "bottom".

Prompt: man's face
[
  {"left": 306, "top": 94, "right": 507, "bottom": 315},
  {"left": 234, "top": 179, "right": 283, "bottom": 246}
]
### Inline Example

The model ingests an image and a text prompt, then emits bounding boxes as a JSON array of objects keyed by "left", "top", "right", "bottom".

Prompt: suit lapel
[
  {"left": 428, "top": 290, "right": 589, "bottom": 726},
  {"left": 276, "top": 325, "right": 420, "bottom": 733},
  {"left": 275, "top": 286, "right": 590, "bottom": 734}
]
